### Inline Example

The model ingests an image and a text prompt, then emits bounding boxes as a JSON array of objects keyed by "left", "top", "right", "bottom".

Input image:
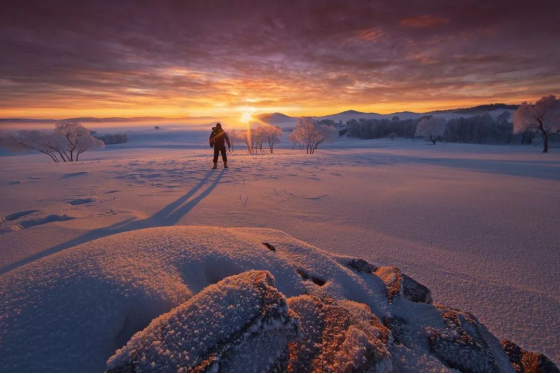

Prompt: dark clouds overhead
[{"left": 1, "top": 0, "right": 559, "bottom": 117}]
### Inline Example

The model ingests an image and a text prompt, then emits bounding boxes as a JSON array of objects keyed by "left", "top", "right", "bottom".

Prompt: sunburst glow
[{"left": 239, "top": 107, "right": 256, "bottom": 124}]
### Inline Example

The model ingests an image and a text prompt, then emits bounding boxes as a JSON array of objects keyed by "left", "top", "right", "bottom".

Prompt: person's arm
[{"left": 209, "top": 132, "right": 214, "bottom": 147}]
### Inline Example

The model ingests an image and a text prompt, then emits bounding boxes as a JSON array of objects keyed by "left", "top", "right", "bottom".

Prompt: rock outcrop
[
  {"left": 106, "top": 271, "right": 299, "bottom": 373},
  {"left": 287, "top": 295, "right": 392, "bottom": 372},
  {"left": 1, "top": 226, "right": 555, "bottom": 372},
  {"left": 107, "top": 266, "right": 557, "bottom": 373},
  {"left": 501, "top": 339, "right": 560, "bottom": 373},
  {"left": 427, "top": 306, "right": 513, "bottom": 372},
  {"left": 348, "top": 259, "right": 432, "bottom": 304}
]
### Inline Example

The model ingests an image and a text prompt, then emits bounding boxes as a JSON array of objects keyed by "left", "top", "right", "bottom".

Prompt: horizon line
[{"left": 0, "top": 102, "right": 521, "bottom": 122}]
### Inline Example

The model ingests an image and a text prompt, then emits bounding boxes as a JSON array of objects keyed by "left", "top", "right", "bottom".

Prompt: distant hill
[
  {"left": 256, "top": 112, "right": 298, "bottom": 129},
  {"left": 257, "top": 112, "right": 294, "bottom": 122},
  {"left": 316, "top": 103, "right": 519, "bottom": 122}
]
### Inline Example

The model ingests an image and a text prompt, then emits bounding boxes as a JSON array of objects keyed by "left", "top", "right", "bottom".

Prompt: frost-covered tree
[
  {"left": 55, "top": 122, "right": 104, "bottom": 161},
  {"left": 246, "top": 126, "right": 283, "bottom": 154},
  {"left": 291, "top": 117, "right": 335, "bottom": 154},
  {"left": 1, "top": 130, "right": 61, "bottom": 162},
  {"left": 415, "top": 117, "right": 446, "bottom": 145},
  {"left": 1, "top": 122, "right": 104, "bottom": 162},
  {"left": 251, "top": 127, "right": 264, "bottom": 152},
  {"left": 289, "top": 129, "right": 303, "bottom": 150},
  {"left": 264, "top": 126, "right": 282, "bottom": 153},
  {"left": 228, "top": 129, "right": 239, "bottom": 152},
  {"left": 388, "top": 133, "right": 397, "bottom": 141},
  {"left": 513, "top": 95, "right": 560, "bottom": 153},
  {"left": 239, "top": 129, "right": 254, "bottom": 154}
]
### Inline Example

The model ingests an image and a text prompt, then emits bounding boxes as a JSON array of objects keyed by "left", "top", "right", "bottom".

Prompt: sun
[{"left": 239, "top": 107, "right": 256, "bottom": 124}]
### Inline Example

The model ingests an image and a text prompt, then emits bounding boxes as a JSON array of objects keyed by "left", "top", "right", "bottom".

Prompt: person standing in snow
[{"left": 209, "top": 123, "right": 231, "bottom": 169}]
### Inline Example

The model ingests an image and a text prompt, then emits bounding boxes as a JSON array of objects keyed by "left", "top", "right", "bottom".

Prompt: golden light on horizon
[{"left": 239, "top": 107, "right": 256, "bottom": 124}]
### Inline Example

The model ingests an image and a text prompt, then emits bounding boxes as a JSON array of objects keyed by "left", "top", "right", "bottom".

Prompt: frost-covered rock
[
  {"left": 106, "top": 271, "right": 299, "bottom": 373},
  {"left": 0, "top": 226, "right": 555, "bottom": 372},
  {"left": 501, "top": 339, "right": 560, "bottom": 373},
  {"left": 347, "top": 258, "right": 377, "bottom": 274},
  {"left": 348, "top": 258, "right": 432, "bottom": 305},
  {"left": 427, "top": 306, "right": 514, "bottom": 372},
  {"left": 402, "top": 274, "right": 432, "bottom": 304},
  {"left": 287, "top": 295, "right": 391, "bottom": 373}
]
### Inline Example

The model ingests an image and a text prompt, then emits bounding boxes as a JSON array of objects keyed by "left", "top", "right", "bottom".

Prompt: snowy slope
[
  {"left": 0, "top": 140, "right": 559, "bottom": 367},
  {"left": 1, "top": 226, "right": 539, "bottom": 372}
]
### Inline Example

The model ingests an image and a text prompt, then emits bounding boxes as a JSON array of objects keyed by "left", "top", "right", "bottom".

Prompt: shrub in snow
[
  {"left": 415, "top": 117, "right": 447, "bottom": 145},
  {"left": 513, "top": 95, "right": 560, "bottom": 153},
  {"left": 0, "top": 122, "right": 104, "bottom": 162},
  {"left": 388, "top": 132, "right": 397, "bottom": 140}
]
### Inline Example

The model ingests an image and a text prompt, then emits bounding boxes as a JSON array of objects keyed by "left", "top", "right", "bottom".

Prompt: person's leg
[
  {"left": 221, "top": 147, "right": 228, "bottom": 168},
  {"left": 213, "top": 147, "right": 219, "bottom": 169}
]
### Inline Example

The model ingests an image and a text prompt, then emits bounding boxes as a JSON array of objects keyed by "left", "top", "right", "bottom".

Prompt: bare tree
[
  {"left": 513, "top": 95, "right": 560, "bottom": 153},
  {"left": 242, "top": 129, "right": 253, "bottom": 154},
  {"left": 228, "top": 129, "right": 238, "bottom": 152},
  {"left": 415, "top": 117, "right": 446, "bottom": 145},
  {"left": 388, "top": 133, "right": 397, "bottom": 141},
  {"left": 289, "top": 130, "right": 304, "bottom": 150},
  {"left": 253, "top": 127, "right": 266, "bottom": 153},
  {"left": 1, "top": 122, "right": 104, "bottom": 162},
  {"left": 1, "top": 130, "right": 62, "bottom": 162},
  {"left": 258, "top": 126, "right": 282, "bottom": 153},
  {"left": 291, "top": 117, "right": 336, "bottom": 154}
]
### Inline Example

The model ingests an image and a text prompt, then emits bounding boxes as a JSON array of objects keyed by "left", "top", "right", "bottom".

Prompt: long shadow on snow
[{"left": 0, "top": 169, "right": 225, "bottom": 276}]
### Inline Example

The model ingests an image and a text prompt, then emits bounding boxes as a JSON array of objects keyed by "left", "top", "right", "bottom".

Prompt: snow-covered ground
[{"left": 1, "top": 132, "right": 559, "bottom": 367}]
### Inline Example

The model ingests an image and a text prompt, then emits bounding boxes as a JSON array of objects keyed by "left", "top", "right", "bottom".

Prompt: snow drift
[{"left": 0, "top": 226, "right": 557, "bottom": 372}]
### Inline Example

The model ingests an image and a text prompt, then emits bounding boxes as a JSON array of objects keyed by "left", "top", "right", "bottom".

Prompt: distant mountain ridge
[
  {"left": 256, "top": 103, "right": 519, "bottom": 127},
  {"left": 1, "top": 103, "right": 519, "bottom": 126}
]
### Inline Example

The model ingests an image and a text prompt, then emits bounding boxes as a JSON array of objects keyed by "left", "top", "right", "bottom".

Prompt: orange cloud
[
  {"left": 357, "top": 28, "right": 384, "bottom": 42},
  {"left": 400, "top": 15, "right": 449, "bottom": 28}
]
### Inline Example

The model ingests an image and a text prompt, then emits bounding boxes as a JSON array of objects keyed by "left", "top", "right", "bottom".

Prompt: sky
[{"left": 1, "top": 0, "right": 559, "bottom": 120}]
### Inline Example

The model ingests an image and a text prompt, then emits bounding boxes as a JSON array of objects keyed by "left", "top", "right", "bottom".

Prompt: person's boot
[
  {"left": 224, "top": 161, "right": 228, "bottom": 169},
  {"left": 212, "top": 161, "right": 217, "bottom": 169}
]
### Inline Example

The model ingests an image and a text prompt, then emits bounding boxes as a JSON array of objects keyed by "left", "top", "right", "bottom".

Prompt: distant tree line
[
  {"left": 346, "top": 116, "right": 418, "bottom": 140},
  {"left": 92, "top": 132, "right": 128, "bottom": 145},
  {"left": 443, "top": 112, "right": 513, "bottom": 144},
  {"left": 346, "top": 105, "right": 559, "bottom": 151}
]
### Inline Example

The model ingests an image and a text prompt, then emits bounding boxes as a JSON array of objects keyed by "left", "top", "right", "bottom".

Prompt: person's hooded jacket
[{"left": 209, "top": 124, "right": 231, "bottom": 149}]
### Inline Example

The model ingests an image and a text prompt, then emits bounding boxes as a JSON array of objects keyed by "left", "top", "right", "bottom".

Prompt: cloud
[
  {"left": 0, "top": 0, "right": 559, "bottom": 118},
  {"left": 400, "top": 15, "right": 449, "bottom": 28}
]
